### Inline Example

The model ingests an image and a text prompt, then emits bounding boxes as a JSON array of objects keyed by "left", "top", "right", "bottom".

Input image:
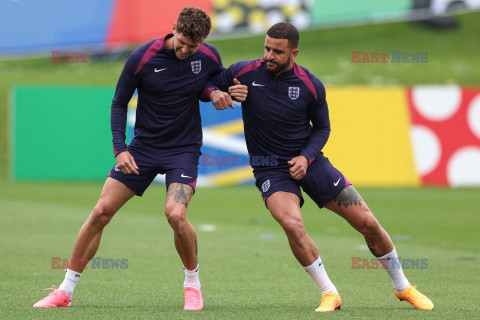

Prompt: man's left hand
[{"left": 288, "top": 156, "right": 309, "bottom": 180}]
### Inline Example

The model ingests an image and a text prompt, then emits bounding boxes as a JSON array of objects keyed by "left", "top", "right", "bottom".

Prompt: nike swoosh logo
[
  {"left": 333, "top": 177, "right": 341, "bottom": 186},
  {"left": 154, "top": 68, "right": 167, "bottom": 72},
  {"left": 252, "top": 81, "right": 265, "bottom": 87},
  {"left": 181, "top": 173, "right": 193, "bottom": 179}
]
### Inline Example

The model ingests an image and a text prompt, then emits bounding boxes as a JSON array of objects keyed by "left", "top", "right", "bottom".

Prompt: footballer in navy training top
[{"left": 208, "top": 22, "right": 435, "bottom": 313}]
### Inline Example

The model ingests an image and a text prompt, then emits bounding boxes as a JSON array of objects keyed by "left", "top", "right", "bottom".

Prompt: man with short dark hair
[
  {"left": 210, "top": 22, "right": 434, "bottom": 312},
  {"left": 33, "top": 6, "right": 246, "bottom": 310}
]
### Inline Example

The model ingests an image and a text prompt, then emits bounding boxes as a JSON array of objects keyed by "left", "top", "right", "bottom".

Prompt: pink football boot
[
  {"left": 33, "top": 285, "right": 71, "bottom": 308},
  {"left": 183, "top": 287, "right": 203, "bottom": 311}
]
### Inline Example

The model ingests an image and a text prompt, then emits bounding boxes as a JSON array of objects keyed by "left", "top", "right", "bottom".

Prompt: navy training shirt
[
  {"left": 210, "top": 59, "right": 331, "bottom": 170},
  {"left": 111, "top": 34, "right": 223, "bottom": 156}
]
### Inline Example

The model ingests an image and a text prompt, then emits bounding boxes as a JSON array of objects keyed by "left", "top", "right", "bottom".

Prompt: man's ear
[{"left": 291, "top": 48, "right": 299, "bottom": 61}]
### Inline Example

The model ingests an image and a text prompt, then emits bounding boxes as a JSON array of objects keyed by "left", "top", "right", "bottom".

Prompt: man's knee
[
  {"left": 90, "top": 202, "right": 116, "bottom": 227},
  {"left": 358, "top": 212, "right": 381, "bottom": 236},
  {"left": 165, "top": 203, "right": 187, "bottom": 229},
  {"left": 278, "top": 215, "right": 306, "bottom": 239}
]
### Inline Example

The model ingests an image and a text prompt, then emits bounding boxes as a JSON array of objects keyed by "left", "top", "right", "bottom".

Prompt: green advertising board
[
  {"left": 11, "top": 86, "right": 116, "bottom": 180},
  {"left": 311, "top": 0, "right": 411, "bottom": 25}
]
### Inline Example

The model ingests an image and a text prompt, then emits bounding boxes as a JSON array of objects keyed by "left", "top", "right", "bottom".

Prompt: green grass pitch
[{"left": 0, "top": 182, "right": 478, "bottom": 319}]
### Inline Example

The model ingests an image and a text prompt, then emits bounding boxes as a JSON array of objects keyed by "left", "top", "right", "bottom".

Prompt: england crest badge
[
  {"left": 262, "top": 179, "right": 270, "bottom": 192},
  {"left": 288, "top": 87, "right": 300, "bottom": 100},
  {"left": 191, "top": 60, "right": 202, "bottom": 74}
]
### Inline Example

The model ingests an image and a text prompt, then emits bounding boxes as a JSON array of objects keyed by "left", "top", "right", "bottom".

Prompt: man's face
[
  {"left": 264, "top": 36, "right": 298, "bottom": 75},
  {"left": 172, "top": 31, "right": 201, "bottom": 60}
]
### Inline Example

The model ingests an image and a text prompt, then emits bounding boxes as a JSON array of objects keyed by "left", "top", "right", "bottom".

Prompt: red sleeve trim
[
  {"left": 198, "top": 44, "right": 219, "bottom": 64},
  {"left": 293, "top": 64, "right": 318, "bottom": 100},
  {"left": 201, "top": 87, "right": 215, "bottom": 99},
  {"left": 134, "top": 37, "right": 166, "bottom": 75},
  {"left": 234, "top": 59, "right": 264, "bottom": 78}
]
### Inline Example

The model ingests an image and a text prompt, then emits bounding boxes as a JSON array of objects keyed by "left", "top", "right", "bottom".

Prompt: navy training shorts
[
  {"left": 108, "top": 144, "right": 199, "bottom": 196},
  {"left": 254, "top": 155, "right": 352, "bottom": 209}
]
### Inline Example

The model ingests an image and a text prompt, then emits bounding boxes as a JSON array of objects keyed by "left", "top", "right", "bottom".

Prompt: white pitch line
[
  {"left": 153, "top": 174, "right": 214, "bottom": 187},
  {"left": 202, "top": 128, "right": 248, "bottom": 154}
]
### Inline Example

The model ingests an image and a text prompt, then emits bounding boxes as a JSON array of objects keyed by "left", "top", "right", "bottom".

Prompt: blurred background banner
[
  {"left": 106, "top": 0, "right": 212, "bottom": 47},
  {"left": 0, "top": 0, "right": 116, "bottom": 54},
  {"left": 0, "top": 0, "right": 213, "bottom": 54},
  {"left": 11, "top": 86, "right": 114, "bottom": 180},
  {"left": 2, "top": 0, "right": 480, "bottom": 55},
  {"left": 324, "top": 87, "right": 418, "bottom": 188},
  {"left": 408, "top": 86, "right": 480, "bottom": 186},
  {"left": 2, "top": 2, "right": 480, "bottom": 187},
  {"left": 310, "top": 0, "right": 411, "bottom": 25},
  {"left": 11, "top": 85, "right": 480, "bottom": 186}
]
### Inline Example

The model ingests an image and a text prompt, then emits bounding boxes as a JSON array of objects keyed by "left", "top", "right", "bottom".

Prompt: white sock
[
  {"left": 58, "top": 269, "right": 82, "bottom": 297},
  {"left": 377, "top": 248, "right": 410, "bottom": 292},
  {"left": 303, "top": 256, "right": 338, "bottom": 295},
  {"left": 183, "top": 265, "right": 200, "bottom": 290}
]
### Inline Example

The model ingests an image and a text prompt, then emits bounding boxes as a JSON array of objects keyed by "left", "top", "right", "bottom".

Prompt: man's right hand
[
  {"left": 116, "top": 151, "right": 139, "bottom": 175},
  {"left": 210, "top": 89, "right": 235, "bottom": 110}
]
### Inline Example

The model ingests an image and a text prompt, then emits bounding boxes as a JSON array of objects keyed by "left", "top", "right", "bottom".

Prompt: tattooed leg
[
  {"left": 324, "top": 185, "right": 394, "bottom": 257},
  {"left": 332, "top": 185, "right": 364, "bottom": 208},
  {"left": 167, "top": 182, "right": 194, "bottom": 208},
  {"left": 165, "top": 183, "right": 198, "bottom": 269},
  {"left": 366, "top": 239, "right": 378, "bottom": 256}
]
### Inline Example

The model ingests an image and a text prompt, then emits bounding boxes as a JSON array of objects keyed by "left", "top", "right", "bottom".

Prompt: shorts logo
[
  {"left": 262, "top": 179, "right": 270, "bottom": 192},
  {"left": 114, "top": 165, "right": 120, "bottom": 172},
  {"left": 333, "top": 177, "right": 341, "bottom": 186},
  {"left": 288, "top": 87, "right": 300, "bottom": 100},
  {"left": 191, "top": 60, "right": 202, "bottom": 74}
]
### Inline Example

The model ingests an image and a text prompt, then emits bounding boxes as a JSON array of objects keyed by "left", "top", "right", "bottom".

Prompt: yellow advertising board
[{"left": 323, "top": 87, "right": 419, "bottom": 187}]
